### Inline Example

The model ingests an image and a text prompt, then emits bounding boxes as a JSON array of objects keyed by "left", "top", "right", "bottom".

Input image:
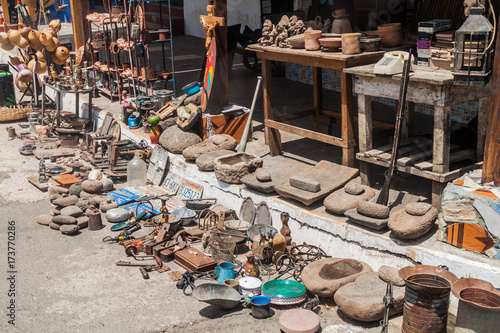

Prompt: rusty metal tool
[
  {"left": 116, "top": 256, "right": 163, "bottom": 279},
  {"left": 380, "top": 281, "right": 395, "bottom": 333}
]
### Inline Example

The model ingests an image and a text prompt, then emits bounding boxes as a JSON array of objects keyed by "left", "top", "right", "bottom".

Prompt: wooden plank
[
  {"left": 341, "top": 71, "right": 355, "bottom": 167},
  {"left": 477, "top": 96, "right": 489, "bottom": 161},
  {"left": 265, "top": 120, "right": 356, "bottom": 148},
  {"left": 69, "top": 0, "right": 90, "bottom": 49},
  {"left": 415, "top": 149, "right": 476, "bottom": 171},
  {"left": 276, "top": 109, "right": 315, "bottom": 122},
  {"left": 1, "top": 1, "right": 10, "bottom": 24},
  {"left": 262, "top": 59, "right": 274, "bottom": 146},
  {"left": 364, "top": 137, "right": 423, "bottom": 157},
  {"left": 433, "top": 105, "right": 451, "bottom": 173},
  {"left": 358, "top": 94, "right": 373, "bottom": 185},
  {"left": 397, "top": 145, "right": 459, "bottom": 166},
  {"left": 377, "top": 138, "right": 432, "bottom": 163},
  {"left": 321, "top": 109, "right": 395, "bottom": 130}
]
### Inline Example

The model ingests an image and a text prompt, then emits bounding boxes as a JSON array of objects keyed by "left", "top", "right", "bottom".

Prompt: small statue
[
  {"left": 38, "top": 159, "right": 47, "bottom": 183},
  {"left": 322, "top": 18, "right": 332, "bottom": 33},
  {"left": 258, "top": 19, "right": 275, "bottom": 46},
  {"left": 307, "top": 16, "right": 323, "bottom": 30},
  {"left": 277, "top": 29, "right": 289, "bottom": 48}
]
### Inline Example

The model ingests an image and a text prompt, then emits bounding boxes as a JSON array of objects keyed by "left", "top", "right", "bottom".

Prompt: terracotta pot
[
  {"left": 378, "top": 23, "right": 402, "bottom": 47},
  {"left": 304, "top": 30, "right": 322, "bottom": 51},
  {"left": 331, "top": 9, "right": 352, "bottom": 34},
  {"left": 244, "top": 254, "right": 260, "bottom": 278},
  {"left": 341, "top": 33, "right": 361, "bottom": 55}
]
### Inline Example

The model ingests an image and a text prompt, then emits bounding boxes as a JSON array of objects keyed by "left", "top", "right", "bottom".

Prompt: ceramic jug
[{"left": 332, "top": 9, "right": 353, "bottom": 34}]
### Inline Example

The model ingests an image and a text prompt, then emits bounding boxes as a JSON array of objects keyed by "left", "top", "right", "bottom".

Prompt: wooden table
[
  {"left": 343, "top": 64, "right": 491, "bottom": 207},
  {"left": 248, "top": 44, "right": 385, "bottom": 166}
]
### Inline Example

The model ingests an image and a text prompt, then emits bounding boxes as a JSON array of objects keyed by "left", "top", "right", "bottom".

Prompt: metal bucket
[
  {"left": 399, "top": 265, "right": 458, "bottom": 333},
  {"left": 153, "top": 90, "right": 173, "bottom": 109},
  {"left": 452, "top": 278, "right": 500, "bottom": 333}
]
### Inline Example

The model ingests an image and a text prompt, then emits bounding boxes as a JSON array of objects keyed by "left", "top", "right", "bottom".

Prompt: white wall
[{"left": 184, "top": 0, "right": 261, "bottom": 38}]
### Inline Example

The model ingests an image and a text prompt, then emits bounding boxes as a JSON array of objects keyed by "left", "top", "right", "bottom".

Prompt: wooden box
[
  {"left": 173, "top": 247, "right": 216, "bottom": 273},
  {"left": 201, "top": 111, "right": 249, "bottom": 143},
  {"left": 54, "top": 174, "right": 82, "bottom": 189}
]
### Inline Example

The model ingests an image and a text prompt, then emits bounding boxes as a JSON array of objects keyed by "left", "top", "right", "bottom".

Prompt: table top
[
  {"left": 344, "top": 64, "right": 457, "bottom": 85},
  {"left": 43, "top": 81, "right": 94, "bottom": 94}
]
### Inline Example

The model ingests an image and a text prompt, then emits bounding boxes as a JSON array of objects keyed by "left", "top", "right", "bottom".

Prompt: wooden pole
[
  {"left": 69, "top": 0, "right": 90, "bottom": 49},
  {"left": 213, "top": 0, "right": 228, "bottom": 107},
  {"left": 1, "top": 0, "right": 10, "bottom": 24},
  {"left": 481, "top": 11, "right": 500, "bottom": 185}
]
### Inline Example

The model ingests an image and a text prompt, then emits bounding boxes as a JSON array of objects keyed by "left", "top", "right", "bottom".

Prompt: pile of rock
[{"left": 36, "top": 173, "right": 116, "bottom": 236}]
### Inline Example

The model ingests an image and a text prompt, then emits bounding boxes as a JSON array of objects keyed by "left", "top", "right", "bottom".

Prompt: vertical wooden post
[
  {"left": 358, "top": 94, "right": 373, "bottom": 185},
  {"left": 340, "top": 71, "right": 355, "bottom": 167},
  {"left": 69, "top": 0, "right": 90, "bottom": 49},
  {"left": 1, "top": 1, "right": 10, "bottom": 24},
  {"left": 213, "top": 0, "right": 228, "bottom": 107}
]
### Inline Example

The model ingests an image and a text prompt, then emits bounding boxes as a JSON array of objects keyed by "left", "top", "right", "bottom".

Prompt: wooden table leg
[
  {"left": 402, "top": 101, "right": 415, "bottom": 139},
  {"left": 262, "top": 58, "right": 282, "bottom": 156},
  {"left": 432, "top": 105, "right": 451, "bottom": 209},
  {"left": 432, "top": 181, "right": 446, "bottom": 209},
  {"left": 358, "top": 94, "right": 373, "bottom": 185},
  {"left": 477, "top": 97, "right": 489, "bottom": 161},
  {"left": 341, "top": 71, "right": 355, "bottom": 167}
]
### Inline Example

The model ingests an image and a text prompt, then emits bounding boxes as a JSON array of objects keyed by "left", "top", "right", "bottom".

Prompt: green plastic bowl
[{"left": 261, "top": 280, "right": 307, "bottom": 305}]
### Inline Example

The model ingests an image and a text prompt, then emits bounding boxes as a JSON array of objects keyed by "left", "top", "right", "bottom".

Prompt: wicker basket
[{"left": 0, "top": 106, "right": 32, "bottom": 122}]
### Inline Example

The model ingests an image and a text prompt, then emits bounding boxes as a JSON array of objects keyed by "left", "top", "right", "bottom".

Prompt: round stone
[
  {"left": 79, "top": 190, "right": 95, "bottom": 198},
  {"left": 182, "top": 134, "right": 237, "bottom": 161},
  {"left": 101, "top": 178, "right": 114, "bottom": 191},
  {"left": 106, "top": 208, "right": 132, "bottom": 223},
  {"left": 405, "top": 202, "right": 432, "bottom": 216},
  {"left": 48, "top": 186, "right": 69, "bottom": 196},
  {"left": 94, "top": 196, "right": 114, "bottom": 205},
  {"left": 159, "top": 125, "right": 202, "bottom": 154},
  {"left": 388, "top": 205, "right": 438, "bottom": 240},
  {"left": 49, "top": 222, "right": 61, "bottom": 230},
  {"left": 52, "top": 195, "right": 79, "bottom": 207},
  {"left": 60, "top": 224, "right": 80, "bottom": 235},
  {"left": 36, "top": 214, "right": 53, "bottom": 226},
  {"left": 81, "top": 180, "right": 104, "bottom": 194},
  {"left": 100, "top": 201, "right": 118, "bottom": 212},
  {"left": 357, "top": 202, "right": 390, "bottom": 219},
  {"left": 76, "top": 216, "right": 89, "bottom": 229},
  {"left": 52, "top": 215, "right": 77, "bottom": 225},
  {"left": 60, "top": 206, "right": 83, "bottom": 217},
  {"left": 378, "top": 266, "right": 405, "bottom": 286},
  {"left": 255, "top": 168, "right": 272, "bottom": 182},
  {"left": 344, "top": 183, "right": 365, "bottom": 195},
  {"left": 68, "top": 182, "right": 83, "bottom": 197},
  {"left": 279, "top": 309, "right": 320, "bottom": 333}
]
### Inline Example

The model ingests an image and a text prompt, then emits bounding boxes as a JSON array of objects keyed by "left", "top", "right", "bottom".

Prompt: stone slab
[
  {"left": 473, "top": 199, "right": 500, "bottom": 240},
  {"left": 344, "top": 208, "right": 389, "bottom": 230},
  {"left": 275, "top": 161, "right": 359, "bottom": 206},
  {"left": 290, "top": 176, "right": 321, "bottom": 193}
]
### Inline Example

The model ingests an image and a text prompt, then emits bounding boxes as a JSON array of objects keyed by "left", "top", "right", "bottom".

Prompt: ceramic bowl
[
  {"left": 288, "top": 34, "right": 305, "bottom": 49},
  {"left": 361, "top": 37, "right": 382, "bottom": 51},
  {"left": 318, "top": 37, "right": 342, "bottom": 50},
  {"left": 239, "top": 276, "right": 262, "bottom": 295}
]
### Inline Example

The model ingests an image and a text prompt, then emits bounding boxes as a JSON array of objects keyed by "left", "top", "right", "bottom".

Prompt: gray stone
[
  {"left": 159, "top": 125, "right": 202, "bottom": 154},
  {"left": 378, "top": 266, "right": 405, "bottom": 286},
  {"left": 357, "top": 202, "right": 390, "bottom": 219},
  {"left": 79, "top": 190, "right": 95, "bottom": 198},
  {"left": 184, "top": 90, "right": 201, "bottom": 105},
  {"left": 82, "top": 180, "right": 103, "bottom": 194},
  {"left": 290, "top": 176, "right": 321, "bottom": 193},
  {"left": 49, "top": 194, "right": 62, "bottom": 202},
  {"left": 76, "top": 216, "right": 89, "bottom": 229},
  {"left": 53, "top": 195, "right": 79, "bottom": 207},
  {"left": 101, "top": 178, "right": 114, "bottom": 191},
  {"left": 48, "top": 186, "right": 69, "bottom": 196},
  {"left": 473, "top": 200, "right": 500, "bottom": 239},
  {"left": 49, "top": 222, "right": 60, "bottom": 230},
  {"left": 106, "top": 208, "right": 132, "bottom": 223},
  {"left": 182, "top": 134, "right": 237, "bottom": 161},
  {"left": 195, "top": 150, "right": 234, "bottom": 171},
  {"left": 60, "top": 224, "right": 80, "bottom": 235},
  {"left": 255, "top": 168, "right": 272, "bottom": 182},
  {"left": 94, "top": 195, "right": 114, "bottom": 205},
  {"left": 323, "top": 325, "right": 365, "bottom": 333},
  {"left": 301, "top": 258, "right": 373, "bottom": 297},
  {"left": 100, "top": 201, "right": 118, "bottom": 212},
  {"left": 213, "top": 153, "right": 263, "bottom": 184},
  {"left": 158, "top": 116, "right": 177, "bottom": 131},
  {"left": 68, "top": 182, "right": 83, "bottom": 197},
  {"left": 344, "top": 183, "right": 365, "bottom": 195},
  {"left": 334, "top": 272, "right": 404, "bottom": 322},
  {"left": 36, "top": 214, "right": 53, "bottom": 226},
  {"left": 406, "top": 202, "right": 432, "bottom": 216},
  {"left": 52, "top": 215, "right": 77, "bottom": 225},
  {"left": 388, "top": 205, "right": 438, "bottom": 239},
  {"left": 51, "top": 207, "right": 61, "bottom": 216},
  {"left": 324, "top": 184, "right": 376, "bottom": 215},
  {"left": 60, "top": 206, "right": 83, "bottom": 217},
  {"left": 344, "top": 208, "right": 388, "bottom": 230},
  {"left": 76, "top": 197, "right": 97, "bottom": 211}
]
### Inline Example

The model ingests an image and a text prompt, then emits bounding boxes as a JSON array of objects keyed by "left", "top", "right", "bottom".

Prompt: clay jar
[
  {"left": 341, "top": 33, "right": 361, "bottom": 55},
  {"left": 378, "top": 23, "right": 403, "bottom": 47},
  {"left": 244, "top": 254, "right": 260, "bottom": 278},
  {"left": 331, "top": 9, "right": 352, "bottom": 34},
  {"left": 304, "top": 30, "right": 322, "bottom": 51}
]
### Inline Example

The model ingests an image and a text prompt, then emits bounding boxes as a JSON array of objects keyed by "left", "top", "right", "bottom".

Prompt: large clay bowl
[
  {"left": 318, "top": 37, "right": 342, "bottom": 50},
  {"left": 378, "top": 23, "right": 402, "bottom": 47}
]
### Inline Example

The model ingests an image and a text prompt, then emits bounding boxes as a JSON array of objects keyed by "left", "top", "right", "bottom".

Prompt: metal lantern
[{"left": 453, "top": 7, "right": 494, "bottom": 85}]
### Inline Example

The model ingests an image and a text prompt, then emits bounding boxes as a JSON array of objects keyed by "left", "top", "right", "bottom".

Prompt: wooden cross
[{"left": 200, "top": 3, "right": 225, "bottom": 49}]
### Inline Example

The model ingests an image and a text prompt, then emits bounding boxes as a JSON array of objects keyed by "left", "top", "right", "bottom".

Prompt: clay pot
[
  {"left": 341, "top": 33, "right": 361, "bottom": 55},
  {"left": 378, "top": 23, "right": 402, "bottom": 47},
  {"left": 304, "top": 30, "right": 322, "bottom": 51},
  {"left": 331, "top": 9, "right": 353, "bottom": 34},
  {"left": 244, "top": 254, "right": 260, "bottom": 278},
  {"left": 360, "top": 37, "right": 382, "bottom": 51}
]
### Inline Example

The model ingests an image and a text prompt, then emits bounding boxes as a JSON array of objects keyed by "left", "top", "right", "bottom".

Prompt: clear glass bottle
[{"left": 127, "top": 151, "right": 147, "bottom": 187}]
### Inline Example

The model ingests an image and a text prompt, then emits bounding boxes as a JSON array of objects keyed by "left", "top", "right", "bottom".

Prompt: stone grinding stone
[
  {"left": 275, "top": 161, "right": 359, "bottom": 206},
  {"left": 301, "top": 258, "right": 373, "bottom": 297},
  {"left": 388, "top": 205, "right": 438, "bottom": 240},
  {"left": 52, "top": 215, "right": 77, "bottom": 225},
  {"left": 213, "top": 153, "right": 263, "bottom": 184},
  {"left": 101, "top": 178, "right": 114, "bottom": 191},
  {"left": 324, "top": 184, "right": 376, "bottom": 215},
  {"left": 52, "top": 195, "right": 79, "bottom": 207},
  {"left": 36, "top": 214, "right": 53, "bottom": 226},
  {"left": 100, "top": 201, "right": 118, "bottom": 212},
  {"left": 94, "top": 195, "right": 114, "bottom": 205},
  {"left": 60, "top": 224, "right": 80, "bottom": 235},
  {"left": 195, "top": 150, "right": 234, "bottom": 171},
  {"left": 357, "top": 202, "right": 390, "bottom": 219},
  {"left": 60, "top": 206, "right": 83, "bottom": 217},
  {"left": 82, "top": 180, "right": 103, "bottom": 194},
  {"left": 290, "top": 176, "right": 321, "bottom": 193},
  {"left": 405, "top": 202, "right": 432, "bottom": 216},
  {"left": 48, "top": 186, "right": 69, "bottom": 196},
  {"left": 159, "top": 125, "right": 202, "bottom": 154},
  {"left": 334, "top": 272, "right": 405, "bottom": 322},
  {"left": 378, "top": 266, "right": 405, "bottom": 286},
  {"left": 49, "top": 222, "right": 61, "bottom": 230},
  {"left": 344, "top": 183, "right": 365, "bottom": 195},
  {"left": 106, "top": 208, "right": 132, "bottom": 223},
  {"left": 279, "top": 309, "right": 320, "bottom": 333},
  {"left": 182, "top": 134, "right": 237, "bottom": 161},
  {"left": 255, "top": 168, "right": 271, "bottom": 182},
  {"left": 76, "top": 216, "right": 89, "bottom": 229},
  {"left": 344, "top": 208, "right": 389, "bottom": 230},
  {"left": 68, "top": 182, "right": 83, "bottom": 197}
]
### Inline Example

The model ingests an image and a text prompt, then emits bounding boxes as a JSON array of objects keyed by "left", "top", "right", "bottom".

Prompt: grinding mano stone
[
  {"left": 357, "top": 202, "right": 390, "bottom": 219},
  {"left": 301, "top": 258, "right": 373, "bottom": 297},
  {"left": 159, "top": 125, "right": 202, "bottom": 154},
  {"left": 290, "top": 176, "right": 321, "bottom": 193},
  {"left": 388, "top": 203, "right": 438, "bottom": 240},
  {"left": 255, "top": 168, "right": 272, "bottom": 182},
  {"left": 82, "top": 180, "right": 104, "bottom": 194},
  {"left": 378, "top": 266, "right": 405, "bottom": 286},
  {"left": 68, "top": 182, "right": 83, "bottom": 197},
  {"left": 213, "top": 153, "right": 263, "bottom": 184},
  {"left": 48, "top": 185, "right": 69, "bottom": 196},
  {"left": 182, "top": 134, "right": 237, "bottom": 161},
  {"left": 60, "top": 206, "right": 83, "bottom": 217},
  {"left": 52, "top": 195, "right": 79, "bottom": 207},
  {"left": 100, "top": 201, "right": 118, "bottom": 212},
  {"left": 344, "top": 208, "right": 389, "bottom": 230},
  {"left": 106, "top": 208, "right": 132, "bottom": 223},
  {"left": 334, "top": 272, "right": 405, "bottom": 322},
  {"left": 36, "top": 214, "right": 53, "bottom": 226},
  {"left": 101, "top": 178, "right": 114, "bottom": 191},
  {"left": 49, "top": 222, "right": 61, "bottom": 230},
  {"left": 76, "top": 216, "right": 89, "bottom": 229},
  {"left": 52, "top": 215, "right": 78, "bottom": 225},
  {"left": 79, "top": 190, "right": 96, "bottom": 198},
  {"left": 196, "top": 150, "right": 234, "bottom": 171},
  {"left": 406, "top": 202, "right": 432, "bottom": 216},
  {"left": 60, "top": 224, "right": 80, "bottom": 235},
  {"left": 324, "top": 183, "right": 376, "bottom": 215}
]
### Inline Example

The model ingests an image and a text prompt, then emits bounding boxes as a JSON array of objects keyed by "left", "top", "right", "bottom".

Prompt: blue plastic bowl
[
  {"left": 182, "top": 81, "right": 201, "bottom": 95},
  {"left": 251, "top": 295, "right": 271, "bottom": 306}
]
